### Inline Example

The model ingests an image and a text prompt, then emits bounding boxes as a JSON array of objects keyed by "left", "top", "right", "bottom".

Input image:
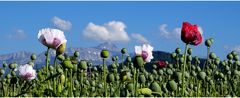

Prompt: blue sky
[{"left": 0, "top": 1, "right": 240, "bottom": 60}]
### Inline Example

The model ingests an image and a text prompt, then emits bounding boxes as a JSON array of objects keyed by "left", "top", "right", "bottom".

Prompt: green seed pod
[
  {"left": 215, "top": 59, "right": 220, "bottom": 65},
  {"left": 57, "top": 68, "right": 63, "bottom": 74},
  {"left": 90, "top": 80, "right": 96, "bottom": 86},
  {"left": 185, "top": 72, "right": 190, "bottom": 79},
  {"left": 31, "top": 53, "right": 37, "bottom": 60},
  {"left": 79, "top": 60, "right": 88, "bottom": 70},
  {"left": 139, "top": 74, "right": 146, "bottom": 83},
  {"left": 84, "top": 80, "right": 90, "bottom": 85},
  {"left": 110, "top": 63, "right": 117, "bottom": 69},
  {"left": 127, "top": 83, "right": 134, "bottom": 92},
  {"left": 166, "top": 80, "right": 177, "bottom": 92},
  {"left": 57, "top": 43, "right": 66, "bottom": 55},
  {"left": 126, "top": 56, "right": 132, "bottom": 62},
  {"left": 152, "top": 69, "right": 158, "bottom": 75},
  {"left": 158, "top": 69, "right": 164, "bottom": 75},
  {"left": 57, "top": 54, "right": 65, "bottom": 61},
  {"left": 235, "top": 61, "right": 240, "bottom": 66},
  {"left": 209, "top": 38, "right": 214, "bottom": 44},
  {"left": 228, "top": 60, "right": 233, "bottom": 65},
  {"left": 6, "top": 74, "right": 11, "bottom": 79},
  {"left": 166, "top": 68, "right": 173, "bottom": 75},
  {"left": 3, "top": 62, "right": 7, "bottom": 68},
  {"left": 175, "top": 48, "right": 181, "bottom": 54},
  {"left": 150, "top": 82, "right": 161, "bottom": 92},
  {"left": 227, "top": 53, "right": 233, "bottom": 60},
  {"left": 196, "top": 66, "right": 201, "bottom": 72},
  {"left": 191, "top": 70, "right": 197, "bottom": 77},
  {"left": 107, "top": 73, "right": 115, "bottom": 83},
  {"left": 205, "top": 39, "right": 212, "bottom": 47},
  {"left": 187, "top": 55, "right": 192, "bottom": 61},
  {"left": 74, "top": 51, "right": 80, "bottom": 57},
  {"left": 219, "top": 72, "right": 224, "bottom": 79},
  {"left": 49, "top": 66, "right": 54, "bottom": 71},
  {"left": 137, "top": 88, "right": 152, "bottom": 96},
  {"left": 74, "top": 80, "right": 79, "bottom": 85},
  {"left": 187, "top": 48, "right": 192, "bottom": 55},
  {"left": 234, "top": 70, "right": 239, "bottom": 76},
  {"left": 62, "top": 59, "right": 73, "bottom": 69},
  {"left": 0, "top": 69, "right": 5, "bottom": 76},
  {"left": 209, "top": 52, "right": 217, "bottom": 59},
  {"left": 152, "top": 64, "right": 157, "bottom": 69},
  {"left": 190, "top": 84, "right": 194, "bottom": 89},
  {"left": 171, "top": 52, "right": 177, "bottom": 59},
  {"left": 173, "top": 71, "right": 182, "bottom": 82},
  {"left": 121, "top": 48, "right": 127, "bottom": 54},
  {"left": 100, "top": 49, "right": 109, "bottom": 58},
  {"left": 225, "top": 66, "right": 230, "bottom": 71},
  {"left": 233, "top": 55, "right": 239, "bottom": 61},
  {"left": 148, "top": 75, "right": 154, "bottom": 82},
  {"left": 220, "top": 61, "right": 226, "bottom": 67},
  {"left": 134, "top": 56, "right": 144, "bottom": 68},
  {"left": 11, "top": 71, "right": 16, "bottom": 76},
  {"left": 191, "top": 65, "right": 196, "bottom": 70},
  {"left": 9, "top": 63, "right": 17, "bottom": 69},
  {"left": 198, "top": 71, "right": 206, "bottom": 80},
  {"left": 116, "top": 75, "right": 120, "bottom": 80},
  {"left": 180, "top": 57, "right": 184, "bottom": 64}
]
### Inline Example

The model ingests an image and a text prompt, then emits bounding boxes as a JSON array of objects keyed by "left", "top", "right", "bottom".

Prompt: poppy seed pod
[
  {"left": 57, "top": 43, "right": 66, "bottom": 55},
  {"left": 233, "top": 55, "right": 239, "bottom": 61},
  {"left": 79, "top": 60, "right": 87, "bottom": 70},
  {"left": 158, "top": 70, "right": 164, "bottom": 75},
  {"left": 9, "top": 63, "right": 17, "bottom": 69},
  {"left": 110, "top": 63, "right": 117, "bottom": 69},
  {"left": 57, "top": 67, "right": 63, "bottom": 74},
  {"left": 187, "top": 48, "right": 192, "bottom": 55},
  {"left": 166, "top": 68, "right": 173, "bottom": 75},
  {"left": 60, "top": 74, "right": 65, "bottom": 84},
  {"left": 148, "top": 75, "right": 154, "bottom": 82},
  {"left": 187, "top": 55, "right": 192, "bottom": 61},
  {"left": 205, "top": 39, "right": 212, "bottom": 47},
  {"left": 166, "top": 80, "right": 177, "bottom": 92},
  {"left": 134, "top": 56, "right": 144, "bottom": 68},
  {"left": 121, "top": 48, "right": 127, "bottom": 54},
  {"left": 152, "top": 64, "right": 157, "bottom": 69},
  {"left": 180, "top": 57, "right": 184, "bottom": 64},
  {"left": 100, "top": 49, "right": 109, "bottom": 58},
  {"left": 3, "top": 62, "right": 7, "bottom": 68},
  {"left": 0, "top": 69, "right": 5, "bottom": 76},
  {"left": 126, "top": 56, "right": 132, "bottom": 62},
  {"left": 198, "top": 71, "right": 206, "bottom": 80},
  {"left": 173, "top": 71, "right": 182, "bottom": 82},
  {"left": 175, "top": 48, "right": 181, "bottom": 54},
  {"left": 74, "top": 51, "right": 80, "bottom": 57},
  {"left": 150, "top": 82, "right": 161, "bottom": 93},
  {"left": 31, "top": 54, "right": 37, "bottom": 60}
]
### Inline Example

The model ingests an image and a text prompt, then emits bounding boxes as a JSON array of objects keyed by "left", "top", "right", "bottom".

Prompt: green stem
[
  {"left": 103, "top": 58, "right": 107, "bottom": 97},
  {"left": 53, "top": 55, "right": 58, "bottom": 95},
  {"left": 70, "top": 69, "right": 73, "bottom": 97},
  {"left": 204, "top": 47, "right": 210, "bottom": 71},
  {"left": 45, "top": 48, "right": 50, "bottom": 89},
  {"left": 134, "top": 67, "right": 137, "bottom": 96},
  {"left": 182, "top": 44, "right": 188, "bottom": 96}
]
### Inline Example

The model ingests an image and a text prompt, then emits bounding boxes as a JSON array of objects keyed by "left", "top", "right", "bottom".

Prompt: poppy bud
[
  {"left": 107, "top": 73, "right": 115, "bottom": 83},
  {"left": 158, "top": 70, "right": 164, "bottom": 75},
  {"left": 62, "top": 58, "right": 73, "bottom": 69},
  {"left": 11, "top": 71, "right": 16, "bottom": 76},
  {"left": 126, "top": 56, "right": 131, "bottom": 62},
  {"left": 196, "top": 66, "right": 201, "bottom": 72},
  {"left": 57, "top": 67, "right": 63, "bottom": 74},
  {"left": 166, "top": 68, "right": 173, "bottom": 75},
  {"left": 236, "top": 61, "right": 240, "bottom": 66},
  {"left": 0, "top": 69, "right": 5, "bottom": 76},
  {"left": 152, "top": 64, "right": 157, "bottom": 69},
  {"left": 234, "top": 55, "right": 239, "bottom": 61},
  {"left": 49, "top": 66, "right": 54, "bottom": 71},
  {"left": 185, "top": 72, "right": 190, "bottom": 79},
  {"left": 31, "top": 53, "right": 37, "bottom": 60},
  {"left": 148, "top": 75, "right": 154, "bottom": 82},
  {"left": 152, "top": 69, "right": 158, "bottom": 75},
  {"left": 227, "top": 54, "right": 233, "bottom": 60},
  {"left": 198, "top": 71, "right": 206, "bottom": 80},
  {"left": 74, "top": 51, "right": 80, "bottom": 57},
  {"left": 137, "top": 88, "right": 152, "bottom": 96},
  {"left": 173, "top": 71, "right": 182, "bottom": 82},
  {"left": 79, "top": 60, "right": 87, "bottom": 70},
  {"left": 100, "top": 49, "right": 109, "bottom": 58},
  {"left": 191, "top": 70, "right": 197, "bottom": 77},
  {"left": 121, "top": 48, "right": 127, "bottom": 54},
  {"left": 205, "top": 39, "right": 212, "bottom": 47},
  {"left": 57, "top": 43, "right": 66, "bottom": 55},
  {"left": 74, "top": 80, "right": 79, "bottom": 85},
  {"left": 187, "top": 55, "right": 192, "bottom": 61},
  {"left": 219, "top": 72, "right": 224, "bottom": 79},
  {"left": 9, "top": 63, "right": 17, "bottom": 69},
  {"left": 166, "top": 80, "right": 177, "bottom": 92},
  {"left": 187, "top": 48, "right": 192, "bottom": 55},
  {"left": 214, "top": 58, "right": 220, "bottom": 65},
  {"left": 90, "top": 80, "right": 96, "bottom": 86},
  {"left": 57, "top": 54, "right": 65, "bottom": 61},
  {"left": 209, "top": 52, "right": 216, "bottom": 59},
  {"left": 180, "top": 57, "right": 184, "bottom": 64},
  {"left": 171, "top": 52, "right": 177, "bottom": 59},
  {"left": 175, "top": 48, "right": 181, "bottom": 54},
  {"left": 127, "top": 83, "right": 134, "bottom": 92},
  {"left": 150, "top": 82, "right": 161, "bottom": 92},
  {"left": 3, "top": 62, "right": 7, "bottom": 68},
  {"left": 134, "top": 56, "right": 144, "bottom": 68},
  {"left": 191, "top": 65, "right": 196, "bottom": 70},
  {"left": 139, "top": 74, "right": 146, "bottom": 83}
]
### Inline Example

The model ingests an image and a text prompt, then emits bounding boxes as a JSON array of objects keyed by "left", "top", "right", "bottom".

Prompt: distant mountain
[{"left": 0, "top": 42, "right": 206, "bottom": 69}]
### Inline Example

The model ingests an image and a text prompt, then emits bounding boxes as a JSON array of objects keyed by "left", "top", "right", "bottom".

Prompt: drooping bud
[{"left": 57, "top": 43, "right": 66, "bottom": 55}]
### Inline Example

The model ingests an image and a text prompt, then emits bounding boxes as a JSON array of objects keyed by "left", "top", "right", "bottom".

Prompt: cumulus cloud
[
  {"left": 83, "top": 21, "right": 130, "bottom": 42},
  {"left": 224, "top": 45, "right": 240, "bottom": 53},
  {"left": 131, "top": 33, "right": 149, "bottom": 44},
  {"left": 6, "top": 29, "right": 27, "bottom": 40},
  {"left": 159, "top": 24, "right": 203, "bottom": 39},
  {"left": 52, "top": 16, "right": 72, "bottom": 30}
]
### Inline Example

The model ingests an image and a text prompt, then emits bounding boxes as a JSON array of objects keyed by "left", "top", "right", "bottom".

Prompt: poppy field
[{"left": 0, "top": 22, "right": 240, "bottom": 97}]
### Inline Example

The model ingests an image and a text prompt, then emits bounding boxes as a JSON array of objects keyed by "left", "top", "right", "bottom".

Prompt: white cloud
[
  {"left": 159, "top": 24, "right": 203, "bottom": 40},
  {"left": 6, "top": 29, "right": 27, "bottom": 40},
  {"left": 52, "top": 16, "right": 72, "bottom": 30},
  {"left": 224, "top": 45, "right": 240, "bottom": 53},
  {"left": 131, "top": 33, "right": 149, "bottom": 44},
  {"left": 83, "top": 21, "right": 130, "bottom": 42}
]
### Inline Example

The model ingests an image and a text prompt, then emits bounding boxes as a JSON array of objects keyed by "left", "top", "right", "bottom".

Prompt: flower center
[{"left": 142, "top": 51, "right": 148, "bottom": 60}]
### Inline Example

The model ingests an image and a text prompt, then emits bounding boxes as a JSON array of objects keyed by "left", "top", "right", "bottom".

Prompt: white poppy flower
[
  {"left": 17, "top": 64, "right": 36, "bottom": 81},
  {"left": 134, "top": 44, "right": 154, "bottom": 62},
  {"left": 38, "top": 28, "right": 67, "bottom": 49}
]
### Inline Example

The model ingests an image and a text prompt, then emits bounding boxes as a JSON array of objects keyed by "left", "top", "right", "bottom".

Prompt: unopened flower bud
[
  {"left": 57, "top": 43, "right": 66, "bottom": 55},
  {"left": 205, "top": 39, "right": 212, "bottom": 47},
  {"left": 60, "top": 74, "right": 65, "bottom": 85},
  {"left": 150, "top": 82, "right": 161, "bottom": 92},
  {"left": 166, "top": 80, "right": 177, "bottom": 92},
  {"left": 79, "top": 60, "right": 87, "bottom": 70},
  {"left": 74, "top": 51, "right": 80, "bottom": 57},
  {"left": 198, "top": 71, "right": 206, "bottom": 80},
  {"left": 107, "top": 73, "right": 115, "bottom": 83},
  {"left": 227, "top": 53, "right": 233, "bottom": 60},
  {"left": 134, "top": 56, "right": 144, "bottom": 68},
  {"left": 210, "top": 52, "right": 216, "bottom": 59},
  {"left": 171, "top": 52, "right": 177, "bottom": 59},
  {"left": 139, "top": 74, "right": 146, "bottom": 83}
]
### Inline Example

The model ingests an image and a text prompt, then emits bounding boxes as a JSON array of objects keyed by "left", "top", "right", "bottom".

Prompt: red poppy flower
[
  {"left": 181, "top": 22, "right": 202, "bottom": 46},
  {"left": 156, "top": 61, "right": 167, "bottom": 69}
]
